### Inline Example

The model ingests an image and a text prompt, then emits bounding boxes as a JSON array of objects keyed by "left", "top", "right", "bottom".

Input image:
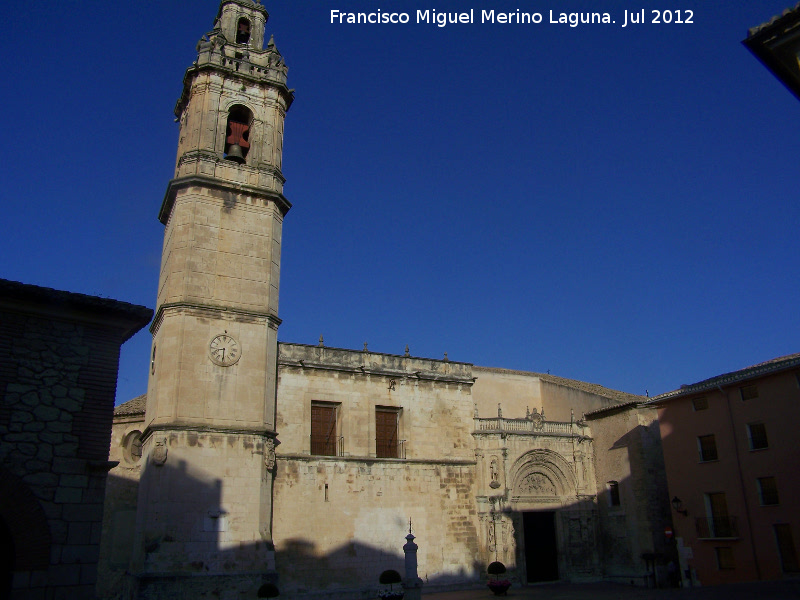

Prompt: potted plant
[
  {"left": 378, "top": 569, "right": 404, "bottom": 600},
  {"left": 257, "top": 582, "right": 279, "bottom": 598},
  {"left": 487, "top": 561, "right": 510, "bottom": 596}
]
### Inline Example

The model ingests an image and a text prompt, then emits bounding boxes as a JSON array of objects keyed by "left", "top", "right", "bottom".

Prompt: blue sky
[{"left": 2, "top": 1, "right": 798, "bottom": 404}]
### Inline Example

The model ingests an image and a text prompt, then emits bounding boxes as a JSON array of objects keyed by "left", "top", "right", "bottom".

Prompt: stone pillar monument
[{"left": 403, "top": 522, "right": 424, "bottom": 600}]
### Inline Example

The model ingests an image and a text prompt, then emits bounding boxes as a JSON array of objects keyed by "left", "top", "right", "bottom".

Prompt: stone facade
[
  {"left": 101, "top": 343, "right": 674, "bottom": 598},
  {"left": 0, "top": 279, "right": 151, "bottom": 600},
  {"left": 273, "top": 344, "right": 477, "bottom": 597},
  {"left": 96, "top": 3, "right": 675, "bottom": 598},
  {"left": 585, "top": 402, "right": 674, "bottom": 586}
]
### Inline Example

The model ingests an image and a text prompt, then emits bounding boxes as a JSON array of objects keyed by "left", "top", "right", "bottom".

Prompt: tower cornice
[
  {"left": 149, "top": 301, "right": 282, "bottom": 336},
  {"left": 159, "top": 174, "right": 291, "bottom": 225},
  {"left": 215, "top": 0, "right": 269, "bottom": 22},
  {"left": 174, "top": 62, "right": 294, "bottom": 118}
]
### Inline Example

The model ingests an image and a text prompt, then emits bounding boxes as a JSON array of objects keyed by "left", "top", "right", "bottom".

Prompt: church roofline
[
  {"left": 279, "top": 341, "right": 471, "bottom": 366},
  {"left": 278, "top": 341, "right": 474, "bottom": 384},
  {"left": 473, "top": 365, "right": 645, "bottom": 405}
]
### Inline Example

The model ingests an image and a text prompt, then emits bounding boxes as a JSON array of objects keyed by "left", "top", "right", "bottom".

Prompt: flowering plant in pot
[
  {"left": 378, "top": 569, "right": 404, "bottom": 600},
  {"left": 487, "top": 562, "right": 510, "bottom": 596}
]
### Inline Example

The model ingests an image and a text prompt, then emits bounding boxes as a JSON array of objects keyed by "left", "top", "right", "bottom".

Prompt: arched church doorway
[
  {"left": 509, "top": 449, "right": 578, "bottom": 584},
  {"left": 522, "top": 511, "right": 558, "bottom": 582}
]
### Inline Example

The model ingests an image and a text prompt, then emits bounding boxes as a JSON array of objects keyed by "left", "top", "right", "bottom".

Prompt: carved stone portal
[{"left": 518, "top": 472, "right": 556, "bottom": 496}]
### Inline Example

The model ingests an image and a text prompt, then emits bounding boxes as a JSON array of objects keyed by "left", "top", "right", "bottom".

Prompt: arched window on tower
[
  {"left": 608, "top": 481, "right": 621, "bottom": 507},
  {"left": 224, "top": 105, "right": 253, "bottom": 164},
  {"left": 236, "top": 18, "right": 251, "bottom": 44}
]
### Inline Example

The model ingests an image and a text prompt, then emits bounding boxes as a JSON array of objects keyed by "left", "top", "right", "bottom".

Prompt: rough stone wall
[
  {"left": 273, "top": 344, "right": 479, "bottom": 597},
  {"left": 0, "top": 293, "right": 150, "bottom": 600},
  {"left": 472, "top": 367, "right": 631, "bottom": 423},
  {"left": 273, "top": 458, "right": 478, "bottom": 598},
  {"left": 96, "top": 413, "right": 145, "bottom": 598},
  {"left": 587, "top": 406, "right": 673, "bottom": 585}
]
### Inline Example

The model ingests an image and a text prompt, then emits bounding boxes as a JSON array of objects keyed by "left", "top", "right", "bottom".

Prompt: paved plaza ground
[{"left": 422, "top": 579, "right": 800, "bottom": 600}]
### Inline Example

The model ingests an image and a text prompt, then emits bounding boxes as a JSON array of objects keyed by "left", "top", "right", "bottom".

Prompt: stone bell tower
[{"left": 132, "top": 0, "right": 292, "bottom": 595}]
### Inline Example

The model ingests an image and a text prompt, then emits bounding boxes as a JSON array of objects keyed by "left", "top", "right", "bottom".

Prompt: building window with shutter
[
  {"left": 747, "top": 422, "right": 768, "bottom": 450},
  {"left": 740, "top": 384, "right": 758, "bottom": 401},
  {"left": 715, "top": 547, "right": 735, "bottom": 570},
  {"left": 704, "top": 492, "right": 734, "bottom": 538},
  {"left": 692, "top": 396, "right": 709, "bottom": 411},
  {"left": 311, "top": 403, "right": 339, "bottom": 456},
  {"left": 774, "top": 524, "right": 800, "bottom": 573},
  {"left": 376, "top": 407, "right": 401, "bottom": 458},
  {"left": 757, "top": 477, "right": 779, "bottom": 506},
  {"left": 698, "top": 434, "right": 718, "bottom": 462}
]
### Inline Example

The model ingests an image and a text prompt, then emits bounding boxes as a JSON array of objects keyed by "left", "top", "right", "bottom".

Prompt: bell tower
[{"left": 133, "top": 0, "right": 292, "bottom": 594}]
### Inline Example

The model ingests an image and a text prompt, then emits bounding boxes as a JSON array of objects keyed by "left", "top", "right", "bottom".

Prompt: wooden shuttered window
[
  {"left": 311, "top": 404, "right": 337, "bottom": 456},
  {"left": 698, "top": 434, "right": 718, "bottom": 462},
  {"left": 708, "top": 492, "right": 732, "bottom": 538},
  {"left": 376, "top": 409, "right": 399, "bottom": 458},
  {"left": 775, "top": 524, "right": 800, "bottom": 573}
]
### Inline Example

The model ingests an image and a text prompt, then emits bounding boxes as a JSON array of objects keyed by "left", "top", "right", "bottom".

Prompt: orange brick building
[{"left": 650, "top": 354, "right": 800, "bottom": 585}]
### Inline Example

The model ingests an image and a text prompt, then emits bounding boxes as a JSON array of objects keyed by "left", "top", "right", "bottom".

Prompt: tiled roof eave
[{"left": 650, "top": 354, "right": 800, "bottom": 404}]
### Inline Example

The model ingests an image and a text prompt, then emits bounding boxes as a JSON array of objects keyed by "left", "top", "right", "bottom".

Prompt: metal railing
[
  {"left": 310, "top": 435, "right": 344, "bottom": 457},
  {"left": 376, "top": 439, "right": 406, "bottom": 459}
]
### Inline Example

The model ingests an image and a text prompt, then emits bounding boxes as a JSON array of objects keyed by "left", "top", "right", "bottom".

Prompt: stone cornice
[
  {"left": 150, "top": 301, "right": 281, "bottom": 335},
  {"left": 277, "top": 454, "right": 476, "bottom": 467},
  {"left": 175, "top": 62, "right": 294, "bottom": 117},
  {"left": 278, "top": 358, "right": 474, "bottom": 385},
  {"left": 175, "top": 151, "right": 287, "bottom": 185},
  {"left": 159, "top": 175, "right": 291, "bottom": 225},
  {"left": 142, "top": 423, "right": 277, "bottom": 442}
]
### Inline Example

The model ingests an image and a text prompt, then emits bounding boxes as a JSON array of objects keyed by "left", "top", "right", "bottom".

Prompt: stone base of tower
[{"left": 131, "top": 428, "right": 277, "bottom": 596}]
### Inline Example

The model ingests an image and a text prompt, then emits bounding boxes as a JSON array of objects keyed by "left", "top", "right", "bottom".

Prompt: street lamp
[{"left": 671, "top": 496, "right": 688, "bottom": 516}]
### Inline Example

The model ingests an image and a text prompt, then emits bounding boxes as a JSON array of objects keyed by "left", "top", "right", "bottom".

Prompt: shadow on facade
[{"left": 102, "top": 457, "right": 487, "bottom": 599}]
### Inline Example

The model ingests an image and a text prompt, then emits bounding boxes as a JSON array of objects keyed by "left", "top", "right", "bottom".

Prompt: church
[{"left": 97, "top": 2, "right": 674, "bottom": 598}]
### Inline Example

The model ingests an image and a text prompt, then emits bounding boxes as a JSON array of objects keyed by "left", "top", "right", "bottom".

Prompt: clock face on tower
[{"left": 209, "top": 333, "right": 241, "bottom": 367}]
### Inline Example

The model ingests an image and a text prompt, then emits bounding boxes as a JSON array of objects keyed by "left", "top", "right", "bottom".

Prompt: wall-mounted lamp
[{"left": 671, "top": 496, "right": 688, "bottom": 516}]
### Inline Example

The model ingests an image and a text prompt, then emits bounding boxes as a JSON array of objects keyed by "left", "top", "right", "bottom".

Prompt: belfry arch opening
[
  {"left": 236, "top": 18, "right": 251, "bottom": 45},
  {"left": 224, "top": 105, "right": 253, "bottom": 164}
]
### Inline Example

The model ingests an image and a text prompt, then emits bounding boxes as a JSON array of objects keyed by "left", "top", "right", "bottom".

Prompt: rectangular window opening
[
  {"left": 311, "top": 402, "right": 339, "bottom": 456},
  {"left": 698, "top": 434, "right": 718, "bottom": 462},
  {"left": 758, "top": 477, "right": 779, "bottom": 506},
  {"left": 747, "top": 422, "right": 768, "bottom": 450},
  {"left": 775, "top": 524, "right": 800, "bottom": 573},
  {"left": 703, "top": 492, "right": 735, "bottom": 538},
  {"left": 740, "top": 384, "right": 758, "bottom": 401},
  {"left": 608, "top": 481, "right": 620, "bottom": 507},
  {"left": 715, "top": 546, "right": 735, "bottom": 570},
  {"left": 692, "top": 396, "right": 709, "bottom": 411},
  {"left": 376, "top": 407, "right": 401, "bottom": 459}
]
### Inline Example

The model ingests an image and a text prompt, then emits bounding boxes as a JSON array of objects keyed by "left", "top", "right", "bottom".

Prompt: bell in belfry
[
  {"left": 225, "top": 119, "right": 251, "bottom": 163},
  {"left": 226, "top": 142, "right": 246, "bottom": 163}
]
